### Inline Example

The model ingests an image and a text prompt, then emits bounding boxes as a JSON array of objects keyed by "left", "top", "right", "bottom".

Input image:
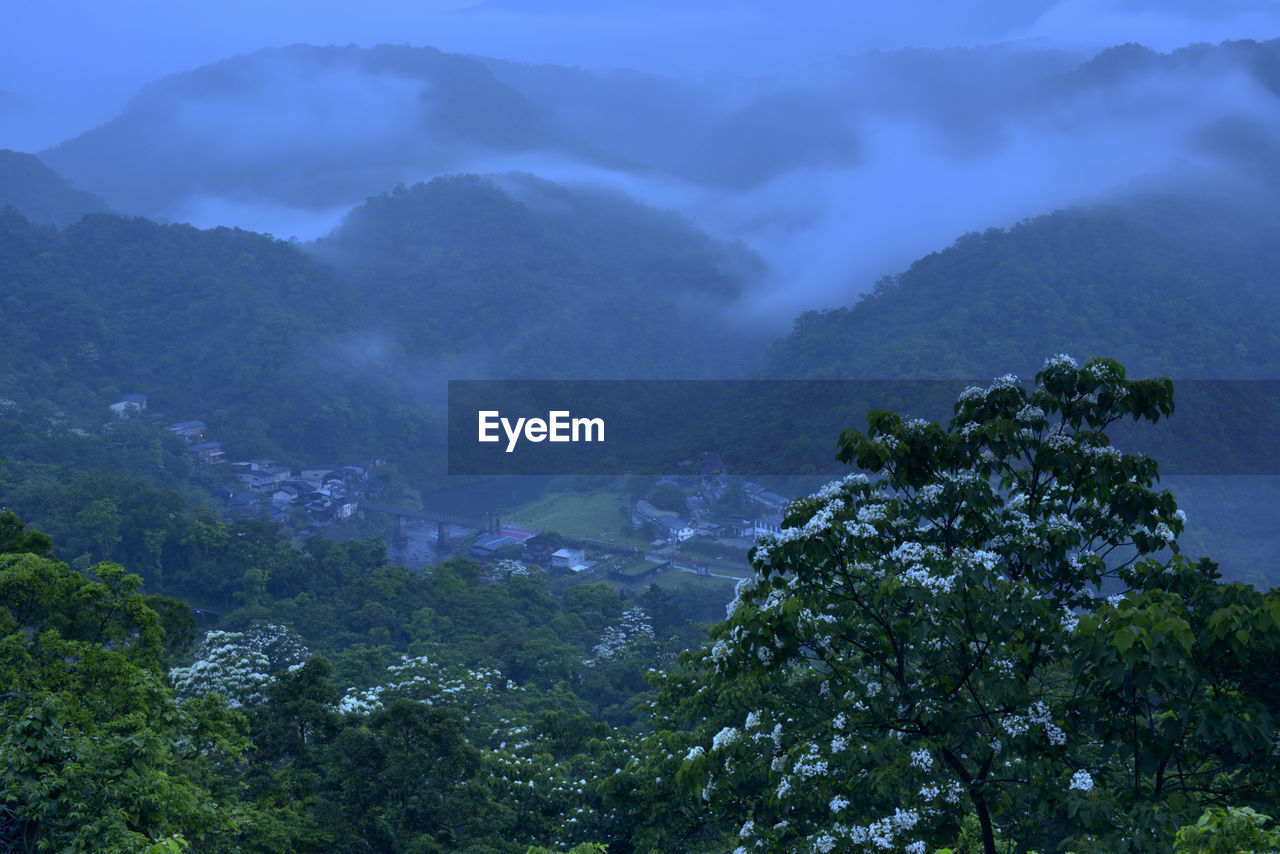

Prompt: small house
[
  {"left": 167, "top": 420, "right": 206, "bottom": 442},
  {"left": 551, "top": 547, "right": 587, "bottom": 571},
  {"left": 655, "top": 516, "right": 696, "bottom": 542},
  {"left": 190, "top": 441, "right": 225, "bottom": 464},
  {"left": 109, "top": 394, "right": 148, "bottom": 419}
]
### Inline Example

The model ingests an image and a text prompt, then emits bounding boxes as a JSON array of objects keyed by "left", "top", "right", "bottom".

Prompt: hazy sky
[{"left": 4, "top": 0, "right": 1280, "bottom": 151}]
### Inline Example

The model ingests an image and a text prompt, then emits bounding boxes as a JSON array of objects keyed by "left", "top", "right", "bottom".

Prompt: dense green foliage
[
  {"left": 4, "top": 360, "right": 1280, "bottom": 851},
  {"left": 0, "top": 509, "right": 706, "bottom": 852},
  {"left": 0, "top": 521, "right": 248, "bottom": 852},
  {"left": 1173, "top": 807, "right": 1280, "bottom": 853},
  {"left": 659, "top": 357, "right": 1280, "bottom": 853}
]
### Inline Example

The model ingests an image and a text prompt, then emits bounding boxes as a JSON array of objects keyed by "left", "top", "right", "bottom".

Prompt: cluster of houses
[
  {"left": 470, "top": 528, "right": 594, "bottom": 575},
  {"left": 633, "top": 473, "right": 788, "bottom": 547},
  {"left": 110, "top": 392, "right": 384, "bottom": 530},
  {"left": 220, "top": 459, "right": 383, "bottom": 527},
  {"left": 110, "top": 394, "right": 227, "bottom": 463}
]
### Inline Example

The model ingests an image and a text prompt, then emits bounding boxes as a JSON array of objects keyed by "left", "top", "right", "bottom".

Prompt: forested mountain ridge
[
  {"left": 40, "top": 44, "right": 558, "bottom": 216},
  {"left": 759, "top": 191, "right": 1280, "bottom": 586},
  {"left": 0, "top": 172, "right": 762, "bottom": 474},
  {"left": 764, "top": 193, "right": 1280, "bottom": 380},
  {"left": 311, "top": 173, "right": 762, "bottom": 380},
  {"left": 0, "top": 148, "right": 110, "bottom": 226},
  {"left": 0, "top": 208, "right": 362, "bottom": 462}
]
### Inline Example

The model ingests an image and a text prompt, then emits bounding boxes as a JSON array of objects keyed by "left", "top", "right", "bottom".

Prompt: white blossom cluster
[
  {"left": 839, "top": 808, "right": 923, "bottom": 851},
  {"left": 713, "top": 726, "right": 741, "bottom": 751},
  {"left": 169, "top": 629, "right": 272, "bottom": 707},
  {"left": 586, "top": 604, "right": 655, "bottom": 664},
  {"left": 337, "top": 652, "right": 505, "bottom": 715},
  {"left": 485, "top": 558, "right": 536, "bottom": 582},
  {"left": 481, "top": 723, "right": 644, "bottom": 850}
]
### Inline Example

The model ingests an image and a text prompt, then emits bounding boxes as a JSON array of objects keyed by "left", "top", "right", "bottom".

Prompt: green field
[
  {"left": 508, "top": 489, "right": 641, "bottom": 540},
  {"left": 679, "top": 537, "right": 752, "bottom": 564},
  {"left": 615, "top": 558, "right": 665, "bottom": 580},
  {"left": 649, "top": 567, "right": 739, "bottom": 594}
]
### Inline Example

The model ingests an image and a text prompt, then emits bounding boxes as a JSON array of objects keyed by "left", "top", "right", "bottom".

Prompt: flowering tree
[
  {"left": 677, "top": 357, "right": 1279, "bottom": 853},
  {"left": 587, "top": 604, "right": 656, "bottom": 664},
  {"left": 336, "top": 647, "right": 509, "bottom": 717},
  {"left": 169, "top": 623, "right": 309, "bottom": 707}
]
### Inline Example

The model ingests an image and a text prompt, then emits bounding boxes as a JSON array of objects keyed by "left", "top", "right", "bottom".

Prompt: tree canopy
[{"left": 671, "top": 356, "right": 1280, "bottom": 853}]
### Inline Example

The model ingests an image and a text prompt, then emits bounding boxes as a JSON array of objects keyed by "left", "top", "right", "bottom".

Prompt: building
[
  {"left": 190, "top": 441, "right": 225, "bottom": 464},
  {"left": 300, "top": 465, "right": 342, "bottom": 487},
  {"left": 109, "top": 393, "right": 147, "bottom": 419},
  {"left": 609, "top": 558, "right": 668, "bottom": 585},
  {"left": 167, "top": 420, "right": 206, "bottom": 442},
  {"left": 655, "top": 516, "right": 696, "bottom": 542},
  {"left": 551, "top": 547, "right": 588, "bottom": 572},
  {"left": 472, "top": 534, "right": 522, "bottom": 559},
  {"left": 234, "top": 463, "right": 291, "bottom": 492},
  {"left": 743, "top": 481, "right": 789, "bottom": 512}
]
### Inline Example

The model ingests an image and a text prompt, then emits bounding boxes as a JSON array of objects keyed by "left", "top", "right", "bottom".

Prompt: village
[{"left": 109, "top": 393, "right": 791, "bottom": 598}]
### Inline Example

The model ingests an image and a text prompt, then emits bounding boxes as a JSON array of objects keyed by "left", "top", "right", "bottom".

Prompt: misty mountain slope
[
  {"left": 761, "top": 191, "right": 1280, "bottom": 587},
  {"left": 1060, "top": 38, "right": 1280, "bottom": 94},
  {"left": 0, "top": 208, "right": 425, "bottom": 470},
  {"left": 309, "top": 173, "right": 763, "bottom": 379},
  {"left": 0, "top": 171, "right": 765, "bottom": 474},
  {"left": 31, "top": 37, "right": 1280, "bottom": 271},
  {"left": 0, "top": 209, "right": 345, "bottom": 403},
  {"left": 475, "top": 58, "right": 718, "bottom": 175},
  {"left": 763, "top": 193, "right": 1280, "bottom": 380},
  {"left": 0, "top": 149, "right": 110, "bottom": 226},
  {"left": 788, "top": 46, "right": 1083, "bottom": 154},
  {"left": 39, "top": 44, "right": 558, "bottom": 218}
]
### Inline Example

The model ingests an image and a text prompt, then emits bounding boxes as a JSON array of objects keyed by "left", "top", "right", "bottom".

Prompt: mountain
[
  {"left": 0, "top": 209, "right": 358, "bottom": 460},
  {"left": 309, "top": 172, "right": 763, "bottom": 380},
  {"left": 761, "top": 190, "right": 1280, "bottom": 586},
  {"left": 474, "top": 58, "right": 716, "bottom": 177},
  {"left": 0, "top": 171, "right": 762, "bottom": 475},
  {"left": 0, "top": 149, "right": 110, "bottom": 226},
  {"left": 40, "top": 44, "right": 559, "bottom": 218},
  {"left": 36, "top": 40, "right": 1280, "bottom": 233},
  {"left": 763, "top": 192, "right": 1280, "bottom": 380}
]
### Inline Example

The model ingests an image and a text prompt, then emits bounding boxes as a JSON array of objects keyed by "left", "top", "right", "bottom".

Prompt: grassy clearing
[
  {"left": 649, "top": 567, "right": 738, "bottom": 593},
  {"left": 508, "top": 489, "right": 637, "bottom": 540}
]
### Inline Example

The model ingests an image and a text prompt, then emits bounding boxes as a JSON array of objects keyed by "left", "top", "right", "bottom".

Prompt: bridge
[{"left": 361, "top": 502, "right": 499, "bottom": 551}]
